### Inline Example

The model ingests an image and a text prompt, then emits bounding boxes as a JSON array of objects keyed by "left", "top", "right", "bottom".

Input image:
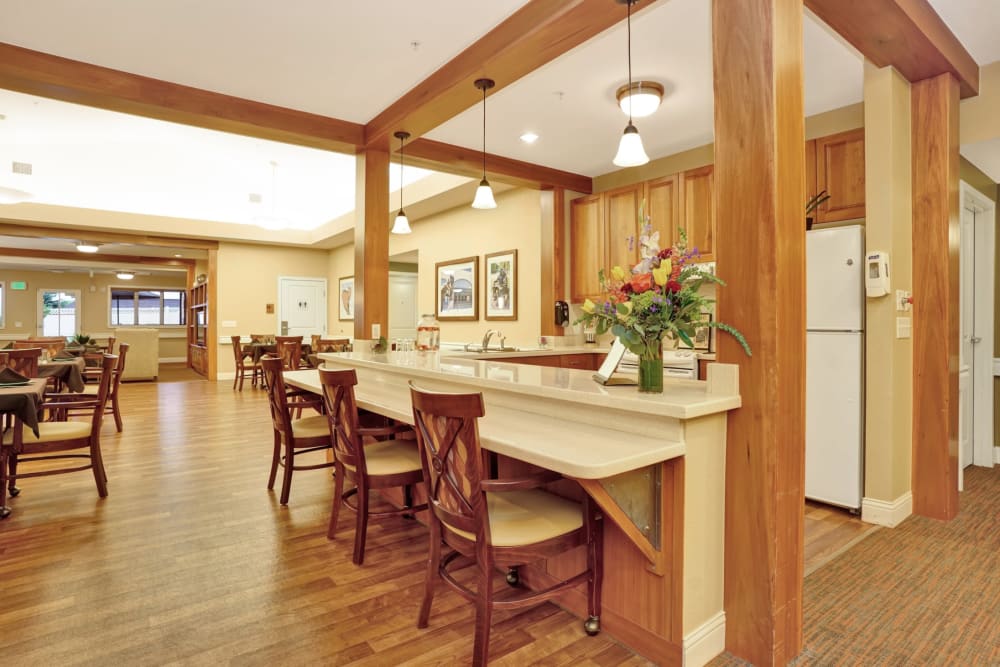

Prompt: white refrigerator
[{"left": 806, "top": 225, "right": 864, "bottom": 509}]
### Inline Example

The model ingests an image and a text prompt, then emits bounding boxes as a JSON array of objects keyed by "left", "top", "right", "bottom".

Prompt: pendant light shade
[
  {"left": 612, "top": 0, "right": 650, "bottom": 168},
  {"left": 471, "top": 78, "right": 497, "bottom": 210},
  {"left": 392, "top": 131, "right": 412, "bottom": 234},
  {"left": 254, "top": 160, "right": 289, "bottom": 230}
]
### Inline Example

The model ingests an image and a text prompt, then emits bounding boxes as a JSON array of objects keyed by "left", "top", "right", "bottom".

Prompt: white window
[
  {"left": 110, "top": 288, "right": 186, "bottom": 327},
  {"left": 38, "top": 289, "right": 80, "bottom": 337}
]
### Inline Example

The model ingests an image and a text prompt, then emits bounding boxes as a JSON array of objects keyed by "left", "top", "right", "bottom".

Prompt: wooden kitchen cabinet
[
  {"left": 605, "top": 183, "right": 642, "bottom": 272},
  {"left": 815, "top": 128, "right": 865, "bottom": 223},
  {"left": 569, "top": 194, "right": 605, "bottom": 303},
  {"left": 682, "top": 165, "right": 716, "bottom": 262},
  {"left": 645, "top": 173, "right": 682, "bottom": 250}
]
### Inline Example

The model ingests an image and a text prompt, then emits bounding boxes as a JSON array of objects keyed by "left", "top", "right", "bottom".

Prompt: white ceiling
[
  {"left": 0, "top": 235, "right": 197, "bottom": 275},
  {"left": 0, "top": 0, "right": 994, "bottom": 249}
]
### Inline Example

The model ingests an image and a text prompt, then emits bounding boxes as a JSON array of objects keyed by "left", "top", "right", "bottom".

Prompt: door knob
[{"left": 971, "top": 336, "right": 982, "bottom": 344}]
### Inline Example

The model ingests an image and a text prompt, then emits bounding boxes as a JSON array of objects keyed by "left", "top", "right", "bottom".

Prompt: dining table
[
  {"left": 39, "top": 357, "right": 87, "bottom": 393},
  {"left": 241, "top": 342, "right": 314, "bottom": 365},
  {"left": 0, "top": 378, "right": 47, "bottom": 519}
]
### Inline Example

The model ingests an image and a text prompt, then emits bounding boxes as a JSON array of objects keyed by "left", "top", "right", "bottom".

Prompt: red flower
[
  {"left": 620, "top": 282, "right": 634, "bottom": 295},
  {"left": 630, "top": 273, "right": 654, "bottom": 294},
  {"left": 667, "top": 280, "right": 682, "bottom": 293},
  {"left": 671, "top": 265, "right": 681, "bottom": 281},
  {"left": 657, "top": 248, "right": 673, "bottom": 259}
]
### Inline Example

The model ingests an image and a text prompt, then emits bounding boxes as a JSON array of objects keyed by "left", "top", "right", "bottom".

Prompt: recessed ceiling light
[
  {"left": 76, "top": 242, "right": 100, "bottom": 253},
  {"left": 173, "top": 253, "right": 182, "bottom": 258},
  {"left": 116, "top": 271, "right": 135, "bottom": 280},
  {"left": 520, "top": 132, "right": 539, "bottom": 144}
]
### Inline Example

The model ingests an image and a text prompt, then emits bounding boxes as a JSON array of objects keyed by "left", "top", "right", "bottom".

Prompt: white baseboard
[
  {"left": 861, "top": 492, "right": 912, "bottom": 527},
  {"left": 683, "top": 611, "right": 726, "bottom": 667},
  {"left": 159, "top": 357, "right": 187, "bottom": 364}
]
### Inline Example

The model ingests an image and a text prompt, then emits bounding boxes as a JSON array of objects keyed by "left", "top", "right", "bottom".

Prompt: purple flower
[{"left": 627, "top": 235, "right": 635, "bottom": 252}]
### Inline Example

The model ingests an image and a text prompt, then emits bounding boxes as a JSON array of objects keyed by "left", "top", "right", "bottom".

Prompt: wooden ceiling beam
[
  {"left": 0, "top": 42, "right": 364, "bottom": 152},
  {"left": 405, "top": 138, "right": 592, "bottom": 194},
  {"left": 363, "top": 0, "right": 660, "bottom": 148},
  {"left": 805, "top": 0, "right": 979, "bottom": 98},
  {"left": 0, "top": 246, "right": 195, "bottom": 268},
  {"left": 0, "top": 220, "right": 218, "bottom": 251}
]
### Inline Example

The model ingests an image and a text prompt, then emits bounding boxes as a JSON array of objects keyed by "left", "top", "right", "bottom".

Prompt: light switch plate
[
  {"left": 371, "top": 323, "right": 381, "bottom": 339},
  {"left": 896, "top": 317, "right": 911, "bottom": 339},
  {"left": 221, "top": 320, "right": 237, "bottom": 328}
]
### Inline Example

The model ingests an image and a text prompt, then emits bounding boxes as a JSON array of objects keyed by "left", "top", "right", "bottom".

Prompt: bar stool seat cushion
[
  {"left": 446, "top": 489, "right": 583, "bottom": 547},
  {"left": 341, "top": 439, "right": 422, "bottom": 476},
  {"left": 290, "top": 415, "right": 330, "bottom": 439},
  {"left": 4, "top": 421, "right": 91, "bottom": 445}
]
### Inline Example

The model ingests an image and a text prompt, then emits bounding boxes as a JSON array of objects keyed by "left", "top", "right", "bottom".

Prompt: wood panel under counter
[{"left": 288, "top": 350, "right": 740, "bottom": 666}]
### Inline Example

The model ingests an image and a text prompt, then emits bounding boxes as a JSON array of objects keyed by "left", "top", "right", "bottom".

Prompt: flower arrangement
[{"left": 576, "top": 208, "right": 750, "bottom": 391}]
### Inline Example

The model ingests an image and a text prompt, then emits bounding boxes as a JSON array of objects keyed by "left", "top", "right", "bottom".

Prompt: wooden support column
[
  {"left": 911, "top": 73, "right": 960, "bottom": 520},
  {"left": 540, "top": 188, "right": 566, "bottom": 336},
  {"left": 713, "top": 0, "right": 806, "bottom": 664},
  {"left": 354, "top": 148, "right": 390, "bottom": 341}
]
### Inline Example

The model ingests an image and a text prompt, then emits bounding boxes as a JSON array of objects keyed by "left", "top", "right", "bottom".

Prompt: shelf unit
[{"left": 188, "top": 281, "right": 208, "bottom": 376}]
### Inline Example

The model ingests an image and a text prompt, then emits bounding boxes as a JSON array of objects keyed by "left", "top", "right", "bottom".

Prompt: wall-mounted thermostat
[{"left": 865, "top": 251, "right": 890, "bottom": 298}]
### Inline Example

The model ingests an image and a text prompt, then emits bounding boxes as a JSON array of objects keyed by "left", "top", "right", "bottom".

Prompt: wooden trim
[
  {"left": 713, "top": 0, "right": 806, "bottom": 664},
  {"left": 206, "top": 248, "right": 218, "bottom": 380},
  {"left": 363, "top": 0, "right": 659, "bottom": 148},
  {"left": 0, "top": 42, "right": 364, "bottom": 153},
  {"left": 541, "top": 189, "right": 566, "bottom": 336},
  {"left": 0, "top": 246, "right": 195, "bottom": 269},
  {"left": 0, "top": 221, "right": 218, "bottom": 251},
  {"left": 186, "top": 264, "right": 195, "bottom": 369},
  {"left": 354, "top": 149, "right": 391, "bottom": 340},
  {"left": 911, "top": 73, "right": 960, "bottom": 520},
  {"left": 404, "top": 138, "right": 592, "bottom": 194},
  {"left": 804, "top": 0, "right": 979, "bottom": 98}
]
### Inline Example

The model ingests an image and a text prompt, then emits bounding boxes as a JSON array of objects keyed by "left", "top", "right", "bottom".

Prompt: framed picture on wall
[
  {"left": 680, "top": 311, "right": 713, "bottom": 351},
  {"left": 484, "top": 249, "right": 517, "bottom": 321},
  {"left": 435, "top": 256, "right": 479, "bottom": 321},
  {"left": 338, "top": 276, "right": 355, "bottom": 321}
]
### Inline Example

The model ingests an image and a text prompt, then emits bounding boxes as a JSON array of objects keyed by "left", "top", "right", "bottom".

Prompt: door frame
[
  {"left": 36, "top": 287, "right": 82, "bottom": 337},
  {"left": 960, "top": 181, "right": 996, "bottom": 470},
  {"left": 276, "top": 276, "right": 328, "bottom": 337}
]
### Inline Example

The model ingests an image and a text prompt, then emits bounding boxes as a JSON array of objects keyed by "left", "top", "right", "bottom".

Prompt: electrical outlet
[{"left": 896, "top": 317, "right": 911, "bottom": 339}]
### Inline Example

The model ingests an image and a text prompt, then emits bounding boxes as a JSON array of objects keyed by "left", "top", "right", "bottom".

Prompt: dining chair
[
  {"left": 1, "top": 354, "right": 117, "bottom": 515},
  {"left": 14, "top": 338, "right": 66, "bottom": 360},
  {"left": 319, "top": 367, "right": 426, "bottom": 565},
  {"left": 260, "top": 356, "right": 334, "bottom": 505},
  {"left": 409, "top": 383, "right": 604, "bottom": 666},
  {"left": 275, "top": 335, "right": 303, "bottom": 371},
  {"left": 0, "top": 348, "right": 42, "bottom": 377},
  {"left": 230, "top": 335, "right": 260, "bottom": 390},
  {"left": 54, "top": 343, "right": 129, "bottom": 432}
]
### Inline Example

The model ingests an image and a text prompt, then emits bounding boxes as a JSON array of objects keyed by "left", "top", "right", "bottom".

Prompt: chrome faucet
[{"left": 482, "top": 329, "right": 498, "bottom": 351}]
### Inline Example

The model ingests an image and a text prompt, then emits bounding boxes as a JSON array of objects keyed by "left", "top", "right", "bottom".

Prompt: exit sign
[{"left": 9, "top": 281, "right": 26, "bottom": 290}]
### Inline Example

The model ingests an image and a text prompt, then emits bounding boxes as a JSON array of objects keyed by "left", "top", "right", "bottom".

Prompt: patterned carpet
[{"left": 710, "top": 465, "right": 1000, "bottom": 666}]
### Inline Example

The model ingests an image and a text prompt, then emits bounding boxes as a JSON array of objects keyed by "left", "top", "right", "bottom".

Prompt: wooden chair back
[
  {"left": 260, "top": 356, "right": 293, "bottom": 435},
  {"left": 14, "top": 338, "right": 66, "bottom": 359},
  {"left": 318, "top": 368, "right": 364, "bottom": 470},
  {"left": 250, "top": 333, "right": 276, "bottom": 345},
  {"left": 106, "top": 336, "right": 116, "bottom": 354},
  {"left": 275, "top": 336, "right": 303, "bottom": 370},
  {"left": 109, "top": 343, "right": 129, "bottom": 397},
  {"left": 230, "top": 336, "right": 247, "bottom": 368},
  {"left": 0, "top": 348, "right": 42, "bottom": 377},
  {"left": 313, "top": 337, "right": 350, "bottom": 353},
  {"left": 409, "top": 384, "right": 487, "bottom": 538}
]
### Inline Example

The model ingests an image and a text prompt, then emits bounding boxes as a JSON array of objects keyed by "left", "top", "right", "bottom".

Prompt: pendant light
[
  {"left": 612, "top": 0, "right": 650, "bottom": 168},
  {"left": 471, "top": 78, "right": 498, "bottom": 210},
  {"left": 254, "top": 160, "right": 288, "bottom": 231},
  {"left": 391, "top": 131, "right": 412, "bottom": 234}
]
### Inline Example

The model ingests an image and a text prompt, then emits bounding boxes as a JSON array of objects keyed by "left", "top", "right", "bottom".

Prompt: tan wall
[
  {"left": 215, "top": 242, "right": 331, "bottom": 373},
  {"left": 960, "top": 60, "right": 1000, "bottom": 145},
  {"left": 387, "top": 188, "right": 543, "bottom": 348},
  {"left": 863, "top": 64, "right": 913, "bottom": 506},
  {"left": 0, "top": 268, "right": 187, "bottom": 359}
]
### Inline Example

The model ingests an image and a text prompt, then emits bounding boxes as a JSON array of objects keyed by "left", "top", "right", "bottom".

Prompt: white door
[
  {"left": 959, "top": 206, "right": 975, "bottom": 489},
  {"left": 806, "top": 226, "right": 864, "bottom": 331},
  {"left": 388, "top": 272, "right": 418, "bottom": 341},
  {"left": 277, "top": 277, "right": 327, "bottom": 339},
  {"left": 37, "top": 288, "right": 81, "bottom": 337}
]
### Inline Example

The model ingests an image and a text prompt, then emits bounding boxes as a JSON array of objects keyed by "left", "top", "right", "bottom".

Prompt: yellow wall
[
  {"left": 215, "top": 242, "right": 331, "bottom": 373},
  {"left": 960, "top": 60, "right": 1000, "bottom": 145},
  {"left": 0, "top": 268, "right": 188, "bottom": 359},
  {"left": 863, "top": 64, "right": 913, "bottom": 509},
  {"left": 386, "top": 188, "right": 543, "bottom": 347}
]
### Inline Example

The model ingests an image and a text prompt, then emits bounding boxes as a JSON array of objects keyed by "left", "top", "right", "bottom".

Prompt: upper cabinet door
[
  {"left": 605, "top": 184, "right": 643, "bottom": 272},
  {"left": 646, "top": 174, "right": 682, "bottom": 252},
  {"left": 815, "top": 128, "right": 865, "bottom": 223},
  {"left": 682, "top": 165, "right": 716, "bottom": 263},
  {"left": 569, "top": 194, "right": 605, "bottom": 304}
]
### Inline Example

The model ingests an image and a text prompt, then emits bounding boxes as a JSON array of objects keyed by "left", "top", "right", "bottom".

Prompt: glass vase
[{"left": 638, "top": 356, "right": 664, "bottom": 394}]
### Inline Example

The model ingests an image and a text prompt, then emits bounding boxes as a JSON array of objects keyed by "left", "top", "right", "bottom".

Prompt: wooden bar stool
[
  {"left": 319, "top": 367, "right": 426, "bottom": 565},
  {"left": 409, "top": 383, "right": 604, "bottom": 666}
]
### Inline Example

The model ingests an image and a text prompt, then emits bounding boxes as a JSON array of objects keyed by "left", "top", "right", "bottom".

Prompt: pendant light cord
[
  {"left": 399, "top": 135, "right": 404, "bottom": 210},
  {"left": 626, "top": 0, "right": 633, "bottom": 124},
  {"left": 481, "top": 85, "right": 487, "bottom": 178}
]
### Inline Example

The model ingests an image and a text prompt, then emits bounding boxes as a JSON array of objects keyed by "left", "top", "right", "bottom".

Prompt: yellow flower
[
  {"left": 611, "top": 265, "right": 627, "bottom": 281},
  {"left": 652, "top": 263, "right": 670, "bottom": 286},
  {"left": 582, "top": 298, "right": 596, "bottom": 314}
]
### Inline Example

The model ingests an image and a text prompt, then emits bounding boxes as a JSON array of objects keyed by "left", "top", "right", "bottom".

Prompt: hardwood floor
[{"left": 0, "top": 378, "right": 876, "bottom": 665}]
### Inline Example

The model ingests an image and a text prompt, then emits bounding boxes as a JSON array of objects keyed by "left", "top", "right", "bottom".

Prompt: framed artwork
[
  {"left": 688, "top": 312, "right": 713, "bottom": 351},
  {"left": 484, "top": 249, "right": 517, "bottom": 321},
  {"left": 338, "top": 276, "right": 355, "bottom": 321},
  {"left": 435, "top": 256, "right": 479, "bottom": 321}
]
